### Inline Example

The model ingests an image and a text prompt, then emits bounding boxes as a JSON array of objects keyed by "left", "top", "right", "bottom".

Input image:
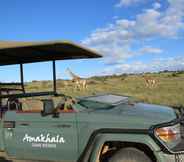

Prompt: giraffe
[
  {"left": 142, "top": 75, "right": 157, "bottom": 88},
  {"left": 66, "top": 68, "right": 87, "bottom": 90}
]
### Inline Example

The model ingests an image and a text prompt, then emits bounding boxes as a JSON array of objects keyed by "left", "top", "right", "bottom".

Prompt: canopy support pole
[
  {"left": 52, "top": 60, "right": 57, "bottom": 94},
  {"left": 20, "top": 64, "right": 25, "bottom": 93}
]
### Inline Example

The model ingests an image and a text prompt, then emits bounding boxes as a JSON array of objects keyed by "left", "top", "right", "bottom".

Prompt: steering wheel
[
  {"left": 63, "top": 96, "right": 77, "bottom": 111},
  {"left": 55, "top": 96, "right": 77, "bottom": 112}
]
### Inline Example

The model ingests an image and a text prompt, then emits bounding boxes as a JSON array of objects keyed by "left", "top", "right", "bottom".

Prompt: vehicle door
[{"left": 4, "top": 99, "right": 78, "bottom": 162}]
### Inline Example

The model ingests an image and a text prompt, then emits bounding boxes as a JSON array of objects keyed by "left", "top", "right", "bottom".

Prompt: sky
[{"left": 0, "top": 0, "right": 184, "bottom": 82}]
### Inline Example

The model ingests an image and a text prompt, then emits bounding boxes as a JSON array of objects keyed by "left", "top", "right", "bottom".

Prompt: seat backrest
[
  {"left": 20, "top": 99, "right": 43, "bottom": 112},
  {"left": 42, "top": 99, "right": 55, "bottom": 113}
]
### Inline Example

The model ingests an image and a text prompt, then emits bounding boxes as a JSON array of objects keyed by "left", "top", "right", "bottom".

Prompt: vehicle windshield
[{"left": 78, "top": 100, "right": 114, "bottom": 109}]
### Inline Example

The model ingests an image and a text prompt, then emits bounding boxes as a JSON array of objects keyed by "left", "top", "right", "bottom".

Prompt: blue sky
[{"left": 0, "top": 0, "right": 184, "bottom": 82}]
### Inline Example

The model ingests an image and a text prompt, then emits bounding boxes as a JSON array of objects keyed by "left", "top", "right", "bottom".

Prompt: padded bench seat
[{"left": 20, "top": 99, "right": 43, "bottom": 112}]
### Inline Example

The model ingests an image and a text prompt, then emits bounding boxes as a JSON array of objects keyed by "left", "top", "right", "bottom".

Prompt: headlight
[{"left": 155, "top": 124, "right": 181, "bottom": 144}]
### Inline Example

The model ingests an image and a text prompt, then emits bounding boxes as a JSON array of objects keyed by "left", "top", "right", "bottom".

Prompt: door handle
[
  {"left": 55, "top": 124, "right": 71, "bottom": 128},
  {"left": 19, "top": 123, "right": 29, "bottom": 126}
]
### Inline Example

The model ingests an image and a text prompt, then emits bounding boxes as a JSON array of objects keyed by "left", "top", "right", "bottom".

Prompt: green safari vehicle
[{"left": 0, "top": 41, "right": 184, "bottom": 162}]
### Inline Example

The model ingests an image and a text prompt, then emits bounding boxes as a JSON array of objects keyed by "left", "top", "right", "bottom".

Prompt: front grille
[
  {"left": 173, "top": 140, "right": 184, "bottom": 152},
  {"left": 172, "top": 122, "right": 184, "bottom": 153},
  {"left": 175, "top": 154, "right": 184, "bottom": 162}
]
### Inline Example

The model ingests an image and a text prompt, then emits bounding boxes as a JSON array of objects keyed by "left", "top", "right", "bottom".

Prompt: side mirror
[{"left": 41, "top": 99, "right": 55, "bottom": 116}]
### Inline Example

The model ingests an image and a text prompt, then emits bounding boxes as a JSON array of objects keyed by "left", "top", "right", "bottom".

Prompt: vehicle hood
[{"left": 88, "top": 102, "right": 177, "bottom": 129}]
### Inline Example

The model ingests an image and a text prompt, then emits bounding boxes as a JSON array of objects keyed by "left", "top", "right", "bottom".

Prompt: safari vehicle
[{"left": 0, "top": 41, "right": 184, "bottom": 162}]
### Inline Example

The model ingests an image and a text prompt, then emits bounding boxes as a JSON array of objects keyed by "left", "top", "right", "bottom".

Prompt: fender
[{"left": 77, "top": 128, "right": 161, "bottom": 162}]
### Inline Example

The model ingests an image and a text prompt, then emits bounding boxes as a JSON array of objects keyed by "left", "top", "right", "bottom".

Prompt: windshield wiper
[
  {"left": 78, "top": 102, "right": 90, "bottom": 109},
  {"left": 95, "top": 105, "right": 115, "bottom": 110}
]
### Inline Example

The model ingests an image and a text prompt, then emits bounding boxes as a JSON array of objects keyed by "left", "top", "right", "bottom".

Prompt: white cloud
[
  {"left": 153, "top": 2, "right": 161, "bottom": 10},
  {"left": 115, "top": 0, "right": 145, "bottom": 7},
  {"left": 82, "top": 0, "right": 184, "bottom": 66},
  {"left": 100, "top": 57, "right": 184, "bottom": 75},
  {"left": 134, "top": 6, "right": 184, "bottom": 38},
  {"left": 138, "top": 46, "right": 163, "bottom": 54}
]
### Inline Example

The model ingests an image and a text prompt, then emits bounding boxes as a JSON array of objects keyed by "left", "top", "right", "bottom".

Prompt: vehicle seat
[{"left": 20, "top": 99, "right": 43, "bottom": 112}]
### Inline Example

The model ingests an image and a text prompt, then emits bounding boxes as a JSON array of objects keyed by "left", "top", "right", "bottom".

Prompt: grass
[{"left": 25, "top": 72, "right": 184, "bottom": 108}]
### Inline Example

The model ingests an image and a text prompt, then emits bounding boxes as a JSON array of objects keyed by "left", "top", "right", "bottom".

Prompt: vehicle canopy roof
[
  {"left": 0, "top": 40, "right": 102, "bottom": 66},
  {"left": 0, "top": 40, "right": 102, "bottom": 99}
]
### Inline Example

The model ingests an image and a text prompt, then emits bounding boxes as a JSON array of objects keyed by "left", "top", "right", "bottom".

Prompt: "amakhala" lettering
[{"left": 23, "top": 133, "right": 65, "bottom": 143}]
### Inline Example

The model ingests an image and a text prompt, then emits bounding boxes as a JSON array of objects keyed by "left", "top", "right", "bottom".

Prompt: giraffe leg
[
  {"left": 75, "top": 81, "right": 79, "bottom": 91},
  {"left": 82, "top": 80, "right": 86, "bottom": 90},
  {"left": 145, "top": 82, "right": 149, "bottom": 88},
  {"left": 77, "top": 82, "right": 80, "bottom": 91}
]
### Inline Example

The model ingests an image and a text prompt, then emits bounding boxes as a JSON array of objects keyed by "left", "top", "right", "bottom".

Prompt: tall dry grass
[{"left": 25, "top": 72, "right": 184, "bottom": 107}]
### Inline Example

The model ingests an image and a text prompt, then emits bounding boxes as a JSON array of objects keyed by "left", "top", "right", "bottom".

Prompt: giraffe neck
[{"left": 68, "top": 69, "right": 80, "bottom": 79}]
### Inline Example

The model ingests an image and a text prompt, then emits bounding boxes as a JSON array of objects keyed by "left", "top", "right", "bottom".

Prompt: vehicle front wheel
[{"left": 108, "top": 147, "right": 152, "bottom": 162}]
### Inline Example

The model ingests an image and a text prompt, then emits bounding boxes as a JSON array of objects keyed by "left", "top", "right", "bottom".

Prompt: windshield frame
[{"left": 77, "top": 99, "right": 115, "bottom": 110}]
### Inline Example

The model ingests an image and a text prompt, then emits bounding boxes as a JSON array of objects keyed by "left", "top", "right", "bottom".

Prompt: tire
[
  {"left": 108, "top": 147, "right": 152, "bottom": 162},
  {"left": 0, "top": 157, "right": 12, "bottom": 162}
]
